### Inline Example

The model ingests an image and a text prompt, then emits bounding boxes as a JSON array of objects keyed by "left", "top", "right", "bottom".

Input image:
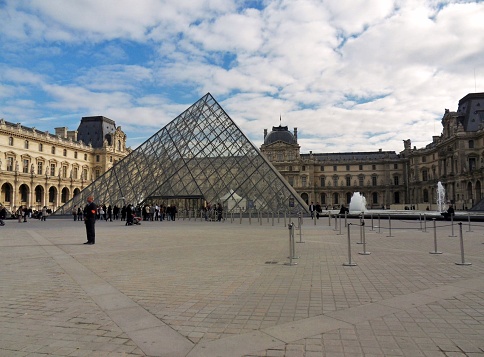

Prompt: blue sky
[{"left": 1, "top": 0, "right": 483, "bottom": 153}]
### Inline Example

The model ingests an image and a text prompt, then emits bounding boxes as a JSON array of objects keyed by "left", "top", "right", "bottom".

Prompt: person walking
[
  {"left": 41, "top": 206, "right": 48, "bottom": 221},
  {"left": 83, "top": 196, "right": 97, "bottom": 245},
  {"left": 0, "top": 204, "right": 6, "bottom": 226}
]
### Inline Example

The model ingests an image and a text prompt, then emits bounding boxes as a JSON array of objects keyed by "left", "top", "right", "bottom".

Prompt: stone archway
[
  {"left": 19, "top": 184, "right": 30, "bottom": 206},
  {"left": 34, "top": 185, "right": 44, "bottom": 209}
]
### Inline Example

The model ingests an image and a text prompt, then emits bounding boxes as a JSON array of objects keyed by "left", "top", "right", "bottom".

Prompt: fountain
[
  {"left": 349, "top": 192, "right": 367, "bottom": 212},
  {"left": 436, "top": 181, "right": 446, "bottom": 213}
]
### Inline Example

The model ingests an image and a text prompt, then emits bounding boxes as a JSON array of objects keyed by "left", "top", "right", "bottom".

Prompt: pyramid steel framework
[{"left": 57, "top": 93, "right": 308, "bottom": 214}]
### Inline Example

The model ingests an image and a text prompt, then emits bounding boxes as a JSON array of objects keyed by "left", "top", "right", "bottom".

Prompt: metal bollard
[
  {"left": 328, "top": 211, "right": 331, "bottom": 226},
  {"left": 343, "top": 223, "right": 357, "bottom": 266},
  {"left": 260, "top": 211, "right": 262, "bottom": 226},
  {"left": 370, "top": 213, "right": 374, "bottom": 231},
  {"left": 357, "top": 215, "right": 364, "bottom": 244},
  {"left": 419, "top": 214, "right": 422, "bottom": 231},
  {"left": 378, "top": 214, "right": 381, "bottom": 234},
  {"left": 240, "top": 208, "right": 242, "bottom": 224},
  {"left": 285, "top": 223, "right": 297, "bottom": 266},
  {"left": 455, "top": 223, "right": 471, "bottom": 265},
  {"left": 466, "top": 213, "right": 473, "bottom": 232},
  {"left": 272, "top": 212, "right": 274, "bottom": 226},
  {"left": 386, "top": 216, "right": 394, "bottom": 237},
  {"left": 344, "top": 211, "right": 348, "bottom": 227},
  {"left": 429, "top": 218, "right": 442, "bottom": 254},
  {"left": 249, "top": 211, "right": 252, "bottom": 225},
  {"left": 297, "top": 213, "right": 305, "bottom": 243},
  {"left": 449, "top": 214, "right": 456, "bottom": 237},
  {"left": 188, "top": 209, "right": 191, "bottom": 221},
  {"left": 334, "top": 214, "right": 338, "bottom": 231},
  {"left": 284, "top": 211, "right": 287, "bottom": 227},
  {"left": 277, "top": 211, "right": 280, "bottom": 224},
  {"left": 423, "top": 214, "right": 427, "bottom": 233},
  {"left": 359, "top": 220, "right": 370, "bottom": 255},
  {"left": 338, "top": 214, "right": 342, "bottom": 235}
]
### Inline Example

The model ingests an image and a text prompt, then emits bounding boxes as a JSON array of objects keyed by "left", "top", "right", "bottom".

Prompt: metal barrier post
[
  {"left": 338, "top": 214, "right": 342, "bottom": 235},
  {"left": 249, "top": 211, "right": 252, "bottom": 225},
  {"left": 297, "top": 213, "right": 305, "bottom": 243},
  {"left": 240, "top": 208, "right": 242, "bottom": 224},
  {"left": 429, "top": 218, "right": 442, "bottom": 254},
  {"left": 285, "top": 223, "right": 297, "bottom": 266},
  {"left": 386, "top": 216, "right": 393, "bottom": 237},
  {"left": 378, "top": 214, "right": 381, "bottom": 234},
  {"left": 284, "top": 211, "right": 287, "bottom": 227},
  {"left": 357, "top": 215, "right": 364, "bottom": 244},
  {"left": 419, "top": 214, "right": 422, "bottom": 231},
  {"left": 334, "top": 214, "right": 338, "bottom": 231},
  {"left": 343, "top": 223, "right": 357, "bottom": 266},
  {"left": 344, "top": 211, "right": 348, "bottom": 227},
  {"left": 370, "top": 213, "right": 374, "bottom": 231},
  {"left": 359, "top": 219, "right": 370, "bottom": 255},
  {"left": 272, "top": 212, "right": 274, "bottom": 226},
  {"left": 277, "top": 211, "right": 280, "bottom": 224},
  {"left": 466, "top": 213, "right": 473, "bottom": 232},
  {"left": 260, "top": 210, "right": 262, "bottom": 226},
  {"left": 328, "top": 211, "right": 331, "bottom": 226},
  {"left": 423, "top": 214, "right": 427, "bottom": 233},
  {"left": 455, "top": 223, "right": 471, "bottom": 265},
  {"left": 449, "top": 214, "right": 456, "bottom": 237}
]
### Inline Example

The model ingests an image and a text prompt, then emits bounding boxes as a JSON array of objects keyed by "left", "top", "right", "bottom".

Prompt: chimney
[
  {"left": 55, "top": 127, "right": 68, "bottom": 138},
  {"left": 294, "top": 127, "right": 298, "bottom": 142},
  {"left": 264, "top": 129, "right": 267, "bottom": 139}
]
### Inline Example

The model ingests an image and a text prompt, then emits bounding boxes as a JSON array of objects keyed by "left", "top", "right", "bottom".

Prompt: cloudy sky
[{"left": 1, "top": 0, "right": 483, "bottom": 154}]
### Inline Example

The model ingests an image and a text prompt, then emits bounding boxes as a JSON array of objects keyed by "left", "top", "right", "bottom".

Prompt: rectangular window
[
  {"left": 74, "top": 151, "right": 78, "bottom": 159},
  {"left": 372, "top": 176, "right": 377, "bottom": 186},
  {"left": 302, "top": 176, "right": 307, "bottom": 187},
  {"left": 333, "top": 165, "right": 337, "bottom": 171},
  {"left": 8, "top": 137, "right": 14, "bottom": 146},
  {"left": 63, "top": 149, "right": 67, "bottom": 156},
  {"left": 37, "top": 162, "right": 43, "bottom": 175},
  {"left": 346, "top": 165, "right": 350, "bottom": 171},
  {"left": 39, "top": 143, "right": 43, "bottom": 152},
  {"left": 302, "top": 165, "right": 306, "bottom": 171},
  {"left": 394, "top": 176, "right": 399, "bottom": 185},
  {"left": 320, "top": 177, "right": 325, "bottom": 187},
  {"left": 73, "top": 167, "right": 78, "bottom": 179},
  {"left": 333, "top": 176, "right": 338, "bottom": 187},
  {"left": 96, "top": 155, "right": 100, "bottom": 162},
  {"left": 372, "top": 164, "right": 376, "bottom": 170},
  {"left": 84, "top": 154, "right": 87, "bottom": 160},
  {"left": 422, "top": 156, "right": 427, "bottom": 163},
  {"left": 95, "top": 169, "right": 100, "bottom": 179},
  {"left": 346, "top": 176, "right": 351, "bottom": 186},
  {"left": 469, "top": 157, "right": 477, "bottom": 171},
  {"left": 23, "top": 159, "right": 29, "bottom": 173},
  {"left": 359, "top": 165, "right": 363, "bottom": 170},
  {"left": 62, "top": 166, "right": 67, "bottom": 178},
  {"left": 359, "top": 176, "right": 364, "bottom": 186},
  {"left": 422, "top": 170, "right": 428, "bottom": 181},
  {"left": 50, "top": 164, "right": 56, "bottom": 176},
  {"left": 24, "top": 140, "right": 29, "bottom": 149},
  {"left": 83, "top": 168, "right": 88, "bottom": 180},
  {"left": 320, "top": 165, "right": 324, "bottom": 171},
  {"left": 394, "top": 163, "right": 398, "bottom": 169},
  {"left": 51, "top": 146, "right": 56, "bottom": 154},
  {"left": 7, "top": 157, "right": 14, "bottom": 171},
  {"left": 288, "top": 176, "right": 294, "bottom": 186}
]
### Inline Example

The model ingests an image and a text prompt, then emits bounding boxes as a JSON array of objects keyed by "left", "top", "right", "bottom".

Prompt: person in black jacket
[{"left": 83, "top": 196, "right": 97, "bottom": 245}]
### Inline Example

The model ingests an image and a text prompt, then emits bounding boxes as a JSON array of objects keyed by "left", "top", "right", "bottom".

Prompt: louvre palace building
[
  {"left": 0, "top": 116, "right": 130, "bottom": 213},
  {"left": 260, "top": 92, "right": 484, "bottom": 211},
  {"left": 2, "top": 92, "right": 484, "bottom": 214}
]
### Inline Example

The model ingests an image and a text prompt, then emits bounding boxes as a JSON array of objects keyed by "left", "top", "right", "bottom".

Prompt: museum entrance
[{"left": 143, "top": 195, "right": 205, "bottom": 212}]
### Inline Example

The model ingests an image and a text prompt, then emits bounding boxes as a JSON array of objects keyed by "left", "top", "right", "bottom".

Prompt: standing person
[
  {"left": 0, "top": 204, "right": 6, "bottom": 226},
  {"left": 72, "top": 205, "right": 77, "bottom": 221},
  {"left": 41, "top": 206, "right": 48, "bottom": 221},
  {"left": 309, "top": 202, "right": 315, "bottom": 219},
  {"left": 83, "top": 196, "right": 97, "bottom": 245},
  {"left": 107, "top": 205, "right": 112, "bottom": 222}
]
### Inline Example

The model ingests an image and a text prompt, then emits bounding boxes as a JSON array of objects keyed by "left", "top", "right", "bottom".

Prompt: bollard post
[
  {"left": 449, "top": 213, "right": 456, "bottom": 237},
  {"left": 260, "top": 211, "right": 262, "bottom": 226},
  {"left": 386, "top": 215, "right": 394, "bottom": 237},
  {"left": 284, "top": 211, "right": 287, "bottom": 227},
  {"left": 240, "top": 208, "right": 242, "bottom": 224},
  {"left": 297, "top": 213, "right": 305, "bottom": 243},
  {"left": 249, "top": 210, "right": 252, "bottom": 225},
  {"left": 466, "top": 213, "right": 473, "bottom": 232},
  {"left": 188, "top": 209, "right": 191, "bottom": 221},
  {"left": 267, "top": 211, "right": 269, "bottom": 223},
  {"left": 419, "top": 214, "right": 422, "bottom": 231},
  {"left": 378, "top": 214, "right": 381, "bottom": 234},
  {"left": 343, "top": 223, "right": 357, "bottom": 266},
  {"left": 359, "top": 219, "right": 370, "bottom": 255},
  {"left": 423, "top": 214, "right": 427, "bottom": 233},
  {"left": 455, "top": 223, "right": 471, "bottom": 265},
  {"left": 429, "top": 218, "right": 442, "bottom": 254},
  {"left": 277, "top": 211, "right": 280, "bottom": 224},
  {"left": 328, "top": 211, "right": 331, "bottom": 226},
  {"left": 272, "top": 212, "right": 274, "bottom": 226},
  {"left": 334, "top": 214, "right": 338, "bottom": 231},
  {"left": 338, "top": 213, "right": 342, "bottom": 235},
  {"left": 344, "top": 211, "right": 348, "bottom": 227},
  {"left": 314, "top": 213, "right": 317, "bottom": 225},
  {"left": 285, "top": 223, "right": 297, "bottom": 266},
  {"left": 370, "top": 213, "right": 374, "bottom": 231},
  {"left": 357, "top": 215, "right": 364, "bottom": 244}
]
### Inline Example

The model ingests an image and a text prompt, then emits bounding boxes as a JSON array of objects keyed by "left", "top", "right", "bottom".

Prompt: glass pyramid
[{"left": 57, "top": 93, "right": 308, "bottom": 214}]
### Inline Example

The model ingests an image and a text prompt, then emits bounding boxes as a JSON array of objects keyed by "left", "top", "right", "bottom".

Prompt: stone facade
[
  {"left": 261, "top": 92, "right": 484, "bottom": 211},
  {"left": 0, "top": 116, "right": 130, "bottom": 214}
]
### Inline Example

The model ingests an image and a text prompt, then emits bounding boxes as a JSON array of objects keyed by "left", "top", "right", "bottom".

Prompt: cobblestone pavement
[{"left": 0, "top": 214, "right": 483, "bottom": 356}]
